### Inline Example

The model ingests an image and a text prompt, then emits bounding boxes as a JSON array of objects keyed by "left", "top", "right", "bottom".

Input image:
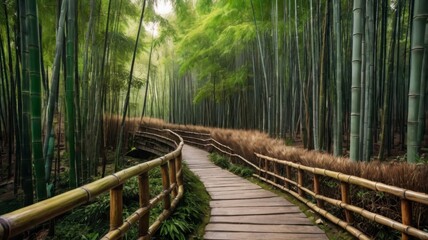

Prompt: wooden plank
[
  {"left": 210, "top": 215, "right": 311, "bottom": 225},
  {"left": 195, "top": 171, "right": 236, "bottom": 174},
  {"left": 210, "top": 198, "right": 294, "bottom": 207},
  {"left": 199, "top": 175, "right": 238, "bottom": 178},
  {"left": 182, "top": 145, "right": 328, "bottom": 240},
  {"left": 204, "top": 231, "right": 328, "bottom": 240},
  {"left": 200, "top": 178, "right": 240, "bottom": 181},
  {"left": 204, "top": 182, "right": 257, "bottom": 189},
  {"left": 211, "top": 206, "right": 301, "bottom": 216},
  {"left": 206, "top": 223, "right": 325, "bottom": 234},
  {"left": 197, "top": 175, "right": 237, "bottom": 178},
  {"left": 206, "top": 186, "right": 262, "bottom": 192},
  {"left": 208, "top": 189, "right": 270, "bottom": 196},
  {"left": 210, "top": 192, "right": 277, "bottom": 200},
  {"left": 203, "top": 183, "right": 252, "bottom": 188},
  {"left": 202, "top": 179, "right": 249, "bottom": 183}
]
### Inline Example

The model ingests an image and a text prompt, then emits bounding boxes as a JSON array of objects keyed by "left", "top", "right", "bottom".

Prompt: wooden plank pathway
[{"left": 183, "top": 145, "right": 328, "bottom": 240}]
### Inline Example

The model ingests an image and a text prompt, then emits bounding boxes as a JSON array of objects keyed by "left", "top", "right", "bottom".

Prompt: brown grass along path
[{"left": 183, "top": 144, "right": 328, "bottom": 240}]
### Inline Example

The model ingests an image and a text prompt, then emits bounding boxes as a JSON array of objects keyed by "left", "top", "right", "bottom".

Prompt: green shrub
[
  {"left": 209, "top": 153, "right": 230, "bottom": 169},
  {"left": 209, "top": 153, "right": 254, "bottom": 178},
  {"left": 239, "top": 167, "right": 254, "bottom": 178}
]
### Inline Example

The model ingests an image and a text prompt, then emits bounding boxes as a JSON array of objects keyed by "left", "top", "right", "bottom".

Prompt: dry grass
[
  {"left": 104, "top": 116, "right": 141, "bottom": 148},
  {"left": 139, "top": 117, "right": 428, "bottom": 193}
]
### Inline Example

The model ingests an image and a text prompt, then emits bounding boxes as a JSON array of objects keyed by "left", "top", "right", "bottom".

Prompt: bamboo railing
[
  {"left": 175, "top": 129, "right": 428, "bottom": 240},
  {"left": 0, "top": 129, "right": 184, "bottom": 240}
]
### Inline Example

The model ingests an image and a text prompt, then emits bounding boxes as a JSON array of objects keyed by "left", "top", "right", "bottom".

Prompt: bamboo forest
[{"left": 0, "top": 0, "right": 428, "bottom": 239}]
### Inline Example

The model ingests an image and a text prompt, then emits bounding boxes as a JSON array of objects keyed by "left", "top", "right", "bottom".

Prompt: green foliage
[
  {"left": 175, "top": 0, "right": 277, "bottom": 104},
  {"left": 229, "top": 164, "right": 254, "bottom": 178},
  {"left": 209, "top": 153, "right": 230, "bottom": 169},
  {"left": 0, "top": 197, "right": 23, "bottom": 215},
  {"left": 210, "top": 153, "right": 254, "bottom": 178},
  {"left": 414, "top": 154, "right": 428, "bottom": 164}
]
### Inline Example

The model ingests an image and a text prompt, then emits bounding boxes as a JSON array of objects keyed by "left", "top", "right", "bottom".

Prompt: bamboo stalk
[{"left": 138, "top": 173, "right": 149, "bottom": 238}]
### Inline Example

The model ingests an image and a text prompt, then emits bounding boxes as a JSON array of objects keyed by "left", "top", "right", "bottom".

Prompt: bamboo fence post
[
  {"left": 313, "top": 174, "right": 324, "bottom": 208},
  {"left": 110, "top": 184, "right": 123, "bottom": 238},
  {"left": 340, "top": 182, "right": 353, "bottom": 223},
  {"left": 138, "top": 173, "right": 149, "bottom": 237},
  {"left": 161, "top": 163, "right": 171, "bottom": 210},
  {"left": 169, "top": 159, "right": 177, "bottom": 197},
  {"left": 285, "top": 165, "right": 291, "bottom": 189},
  {"left": 264, "top": 158, "right": 268, "bottom": 180},
  {"left": 297, "top": 168, "right": 304, "bottom": 197},
  {"left": 273, "top": 162, "right": 278, "bottom": 184},
  {"left": 401, "top": 199, "right": 412, "bottom": 240},
  {"left": 258, "top": 157, "right": 262, "bottom": 177},
  {"left": 176, "top": 154, "right": 183, "bottom": 187},
  {"left": 227, "top": 148, "right": 233, "bottom": 164}
]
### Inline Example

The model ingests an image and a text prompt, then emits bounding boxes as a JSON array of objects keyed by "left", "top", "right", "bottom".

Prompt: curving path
[{"left": 183, "top": 144, "right": 328, "bottom": 240}]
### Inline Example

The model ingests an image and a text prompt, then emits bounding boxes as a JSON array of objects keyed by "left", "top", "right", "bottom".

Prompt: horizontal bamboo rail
[
  {"left": 175, "top": 129, "right": 428, "bottom": 240},
  {"left": 0, "top": 129, "right": 184, "bottom": 240}
]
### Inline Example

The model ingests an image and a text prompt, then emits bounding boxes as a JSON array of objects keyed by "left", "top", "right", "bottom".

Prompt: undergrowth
[
  {"left": 209, "top": 153, "right": 253, "bottom": 178},
  {"left": 50, "top": 161, "right": 209, "bottom": 240}
]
